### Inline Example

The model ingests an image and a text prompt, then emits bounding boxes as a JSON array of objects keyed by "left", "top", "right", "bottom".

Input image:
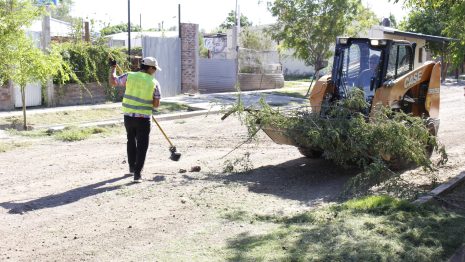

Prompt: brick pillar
[
  {"left": 0, "top": 81, "right": 15, "bottom": 111},
  {"left": 180, "top": 23, "right": 199, "bottom": 94}
]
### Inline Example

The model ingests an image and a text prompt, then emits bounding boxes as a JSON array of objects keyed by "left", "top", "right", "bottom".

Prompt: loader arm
[{"left": 371, "top": 61, "right": 441, "bottom": 119}]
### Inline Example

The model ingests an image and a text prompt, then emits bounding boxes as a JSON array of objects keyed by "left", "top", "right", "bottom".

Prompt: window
[
  {"left": 418, "top": 47, "right": 423, "bottom": 63},
  {"left": 386, "top": 44, "right": 413, "bottom": 80},
  {"left": 386, "top": 47, "right": 397, "bottom": 79}
]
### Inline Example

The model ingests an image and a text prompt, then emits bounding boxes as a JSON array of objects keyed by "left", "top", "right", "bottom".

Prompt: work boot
[
  {"left": 129, "top": 166, "right": 135, "bottom": 175},
  {"left": 133, "top": 173, "right": 142, "bottom": 183}
]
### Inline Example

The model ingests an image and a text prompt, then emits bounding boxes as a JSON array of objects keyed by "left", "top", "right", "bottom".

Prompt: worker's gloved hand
[
  {"left": 152, "top": 109, "right": 158, "bottom": 115},
  {"left": 109, "top": 58, "right": 117, "bottom": 67}
]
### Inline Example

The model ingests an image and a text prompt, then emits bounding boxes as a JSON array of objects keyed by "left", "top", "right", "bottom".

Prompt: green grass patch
[
  {"left": 6, "top": 128, "right": 50, "bottom": 138},
  {"left": 154, "top": 101, "right": 190, "bottom": 115},
  {"left": 284, "top": 81, "right": 310, "bottom": 89},
  {"left": 224, "top": 195, "right": 465, "bottom": 261},
  {"left": 6, "top": 124, "right": 123, "bottom": 142},
  {"left": 0, "top": 141, "right": 30, "bottom": 153},
  {"left": 283, "top": 76, "right": 312, "bottom": 81},
  {"left": 269, "top": 81, "right": 313, "bottom": 99},
  {"left": 271, "top": 87, "right": 309, "bottom": 99},
  {"left": 0, "top": 108, "right": 123, "bottom": 128},
  {"left": 0, "top": 102, "right": 191, "bottom": 128},
  {"left": 54, "top": 126, "right": 114, "bottom": 142}
]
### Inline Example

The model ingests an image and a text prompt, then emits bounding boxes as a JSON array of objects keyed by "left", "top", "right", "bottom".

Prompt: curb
[
  {"left": 46, "top": 108, "right": 222, "bottom": 132},
  {"left": 412, "top": 171, "right": 465, "bottom": 262},
  {"left": 413, "top": 171, "right": 465, "bottom": 205}
]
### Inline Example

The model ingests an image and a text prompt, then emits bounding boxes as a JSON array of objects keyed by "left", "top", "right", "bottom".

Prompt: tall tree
[
  {"left": 268, "top": 0, "right": 367, "bottom": 70},
  {"left": 220, "top": 10, "right": 252, "bottom": 30},
  {"left": 240, "top": 28, "right": 273, "bottom": 51},
  {"left": 398, "top": 5, "right": 447, "bottom": 57},
  {"left": 394, "top": 0, "right": 465, "bottom": 67},
  {"left": 100, "top": 23, "right": 142, "bottom": 37},
  {"left": 50, "top": 0, "right": 74, "bottom": 22},
  {"left": 388, "top": 13, "right": 397, "bottom": 28},
  {"left": 346, "top": 4, "right": 379, "bottom": 37}
]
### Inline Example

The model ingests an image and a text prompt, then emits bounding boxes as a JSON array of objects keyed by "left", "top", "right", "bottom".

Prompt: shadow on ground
[
  {"left": 205, "top": 157, "right": 359, "bottom": 204},
  {"left": 0, "top": 174, "right": 133, "bottom": 215}
]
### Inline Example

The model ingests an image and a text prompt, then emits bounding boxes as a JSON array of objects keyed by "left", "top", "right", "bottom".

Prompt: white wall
[{"left": 281, "top": 50, "right": 314, "bottom": 77}]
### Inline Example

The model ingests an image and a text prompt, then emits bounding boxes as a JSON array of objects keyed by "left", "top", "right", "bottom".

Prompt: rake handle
[{"left": 151, "top": 115, "right": 175, "bottom": 148}]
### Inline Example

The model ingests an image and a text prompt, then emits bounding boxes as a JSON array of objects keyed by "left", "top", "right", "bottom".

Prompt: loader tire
[
  {"left": 425, "top": 117, "right": 439, "bottom": 158},
  {"left": 298, "top": 147, "right": 323, "bottom": 159},
  {"left": 387, "top": 158, "right": 415, "bottom": 171}
]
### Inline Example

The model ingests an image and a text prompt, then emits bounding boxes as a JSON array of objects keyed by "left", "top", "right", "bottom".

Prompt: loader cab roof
[{"left": 336, "top": 37, "right": 412, "bottom": 47}]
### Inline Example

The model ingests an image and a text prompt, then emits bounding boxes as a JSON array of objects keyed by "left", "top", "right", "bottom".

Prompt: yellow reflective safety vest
[{"left": 122, "top": 72, "right": 156, "bottom": 116}]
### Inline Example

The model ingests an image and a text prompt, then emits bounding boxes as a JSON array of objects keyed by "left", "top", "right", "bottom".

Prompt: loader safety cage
[{"left": 332, "top": 38, "right": 415, "bottom": 101}]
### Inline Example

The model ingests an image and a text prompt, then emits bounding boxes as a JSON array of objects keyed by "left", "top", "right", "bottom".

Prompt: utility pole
[
  {"left": 41, "top": 5, "right": 54, "bottom": 106},
  {"left": 128, "top": 0, "right": 131, "bottom": 64},
  {"left": 84, "top": 21, "right": 90, "bottom": 42},
  {"left": 234, "top": 0, "right": 240, "bottom": 90},
  {"left": 178, "top": 4, "right": 181, "bottom": 38}
]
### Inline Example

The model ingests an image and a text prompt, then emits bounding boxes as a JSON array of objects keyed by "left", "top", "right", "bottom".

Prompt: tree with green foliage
[
  {"left": 100, "top": 23, "right": 142, "bottom": 37},
  {"left": 0, "top": 0, "right": 41, "bottom": 84},
  {"left": 398, "top": 4, "right": 451, "bottom": 78},
  {"left": 388, "top": 13, "right": 397, "bottom": 28},
  {"left": 0, "top": 0, "right": 77, "bottom": 130},
  {"left": 394, "top": 0, "right": 465, "bottom": 67},
  {"left": 198, "top": 33, "right": 209, "bottom": 58},
  {"left": 345, "top": 4, "right": 379, "bottom": 38},
  {"left": 240, "top": 28, "right": 273, "bottom": 51},
  {"left": 268, "top": 0, "right": 375, "bottom": 71},
  {"left": 220, "top": 10, "right": 252, "bottom": 30},
  {"left": 50, "top": 0, "right": 74, "bottom": 22}
]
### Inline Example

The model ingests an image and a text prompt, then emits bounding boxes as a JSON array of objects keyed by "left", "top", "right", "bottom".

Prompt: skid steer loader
[{"left": 262, "top": 37, "right": 441, "bottom": 158}]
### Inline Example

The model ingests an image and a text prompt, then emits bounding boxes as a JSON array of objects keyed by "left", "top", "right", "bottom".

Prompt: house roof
[{"left": 381, "top": 27, "right": 455, "bottom": 43}]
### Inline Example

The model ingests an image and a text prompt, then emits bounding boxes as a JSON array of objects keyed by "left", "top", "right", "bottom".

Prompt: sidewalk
[
  {"left": 0, "top": 89, "right": 308, "bottom": 119},
  {"left": 0, "top": 89, "right": 308, "bottom": 132}
]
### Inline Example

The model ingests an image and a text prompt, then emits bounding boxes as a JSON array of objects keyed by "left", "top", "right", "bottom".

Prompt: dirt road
[{"left": 1, "top": 83, "right": 464, "bottom": 261}]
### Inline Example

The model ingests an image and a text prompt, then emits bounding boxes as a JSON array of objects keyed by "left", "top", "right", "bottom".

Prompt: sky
[{"left": 69, "top": 0, "right": 410, "bottom": 33}]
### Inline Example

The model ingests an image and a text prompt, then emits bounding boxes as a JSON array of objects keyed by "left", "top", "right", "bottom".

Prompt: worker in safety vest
[{"left": 109, "top": 57, "right": 161, "bottom": 183}]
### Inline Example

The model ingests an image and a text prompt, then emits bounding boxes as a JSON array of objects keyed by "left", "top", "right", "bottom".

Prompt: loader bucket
[{"left": 261, "top": 126, "right": 298, "bottom": 146}]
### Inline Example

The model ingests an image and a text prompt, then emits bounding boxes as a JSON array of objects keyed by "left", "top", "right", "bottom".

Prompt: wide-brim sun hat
[{"left": 141, "top": 57, "right": 162, "bottom": 71}]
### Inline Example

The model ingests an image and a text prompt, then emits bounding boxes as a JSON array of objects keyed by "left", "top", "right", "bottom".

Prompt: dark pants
[{"left": 124, "top": 115, "right": 151, "bottom": 175}]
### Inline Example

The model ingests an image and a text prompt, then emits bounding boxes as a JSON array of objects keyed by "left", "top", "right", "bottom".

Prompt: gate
[
  {"left": 14, "top": 82, "right": 42, "bottom": 108},
  {"left": 199, "top": 58, "right": 237, "bottom": 93},
  {"left": 142, "top": 37, "right": 181, "bottom": 98}
]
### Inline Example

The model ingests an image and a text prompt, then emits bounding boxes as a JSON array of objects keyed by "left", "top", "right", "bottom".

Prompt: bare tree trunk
[
  {"left": 21, "top": 86, "right": 27, "bottom": 130},
  {"left": 441, "top": 62, "right": 449, "bottom": 83}
]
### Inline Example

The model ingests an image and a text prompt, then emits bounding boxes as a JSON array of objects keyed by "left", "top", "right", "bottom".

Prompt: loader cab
[{"left": 332, "top": 38, "right": 415, "bottom": 103}]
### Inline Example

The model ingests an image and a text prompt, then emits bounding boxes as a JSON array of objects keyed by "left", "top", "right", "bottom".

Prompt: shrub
[{"left": 51, "top": 42, "right": 129, "bottom": 101}]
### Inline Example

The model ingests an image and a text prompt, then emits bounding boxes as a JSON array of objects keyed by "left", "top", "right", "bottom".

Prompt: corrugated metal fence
[
  {"left": 14, "top": 82, "right": 42, "bottom": 108},
  {"left": 142, "top": 37, "right": 181, "bottom": 98},
  {"left": 199, "top": 58, "right": 237, "bottom": 93}
]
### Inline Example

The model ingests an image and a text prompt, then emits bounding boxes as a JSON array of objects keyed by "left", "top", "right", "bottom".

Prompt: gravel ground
[{"left": 0, "top": 83, "right": 464, "bottom": 261}]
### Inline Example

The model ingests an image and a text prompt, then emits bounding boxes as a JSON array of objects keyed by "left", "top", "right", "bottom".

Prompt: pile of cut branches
[{"left": 225, "top": 89, "right": 448, "bottom": 198}]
